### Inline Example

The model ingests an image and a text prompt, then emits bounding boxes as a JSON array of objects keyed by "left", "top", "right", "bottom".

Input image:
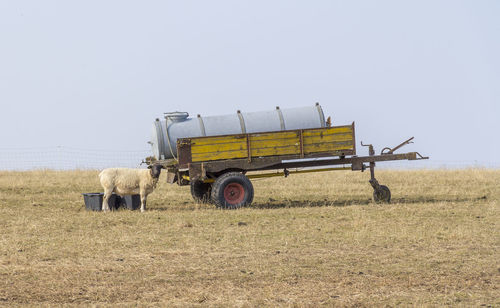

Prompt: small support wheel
[
  {"left": 190, "top": 180, "right": 212, "bottom": 203},
  {"left": 211, "top": 172, "right": 254, "bottom": 209},
  {"left": 373, "top": 185, "right": 391, "bottom": 203}
]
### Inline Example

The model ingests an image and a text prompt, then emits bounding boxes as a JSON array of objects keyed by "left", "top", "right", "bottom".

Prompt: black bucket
[
  {"left": 118, "top": 195, "right": 141, "bottom": 210},
  {"left": 82, "top": 193, "right": 118, "bottom": 211}
]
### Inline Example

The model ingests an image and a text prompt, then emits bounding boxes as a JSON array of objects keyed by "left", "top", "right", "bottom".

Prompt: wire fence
[
  {"left": 0, "top": 146, "right": 498, "bottom": 171},
  {"left": 0, "top": 146, "right": 151, "bottom": 170}
]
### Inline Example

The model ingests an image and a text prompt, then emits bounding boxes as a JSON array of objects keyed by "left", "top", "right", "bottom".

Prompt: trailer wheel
[
  {"left": 211, "top": 172, "right": 254, "bottom": 209},
  {"left": 373, "top": 185, "right": 391, "bottom": 203},
  {"left": 190, "top": 180, "right": 212, "bottom": 203}
]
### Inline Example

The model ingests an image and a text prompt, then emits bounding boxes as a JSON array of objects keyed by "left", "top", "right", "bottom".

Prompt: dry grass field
[{"left": 0, "top": 169, "right": 498, "bottom": 306}]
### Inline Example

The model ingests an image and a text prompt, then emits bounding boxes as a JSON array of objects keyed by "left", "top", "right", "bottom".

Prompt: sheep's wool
[{"left": 99, "top": 168, "right": 160, "bottom": 212}]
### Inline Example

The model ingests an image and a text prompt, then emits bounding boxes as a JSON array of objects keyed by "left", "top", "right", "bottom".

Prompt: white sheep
[{"left": 99, "top": 165, "right": 163, "bottom": 212}]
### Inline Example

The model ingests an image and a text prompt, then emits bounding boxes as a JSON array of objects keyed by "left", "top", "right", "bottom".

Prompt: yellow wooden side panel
[
  {"left": 249, "top": 131, "right": 300, "bottom": 157},
  {"left": 190, "top": 135, "right": 247, "bottom": 162},
  {"left": 189, "top": 125, "right": 354, "bottom": 162},
  {"left": 303, "top": 126, "right": 354, "bottom": 154}
]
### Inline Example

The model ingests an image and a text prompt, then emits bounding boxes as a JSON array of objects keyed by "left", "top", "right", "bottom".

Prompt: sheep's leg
[
  {"left": 102, "top": 189, "right": 113, "bottom": 212},
  {"left": 140, "top": 191, "right": 147, "bottom": 212}
]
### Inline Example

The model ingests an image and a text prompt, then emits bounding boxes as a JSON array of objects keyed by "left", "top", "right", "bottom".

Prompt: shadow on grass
[
  {"left": 251, "top": 199, "right": 371, "bottom": 209},
  {"left": 392, "top": 195, "right": 487, "bottom": 204},
  {"left": 250, "top": 195, "right": 488, "bottom": 209},
  {"left": 150, "top": 195, "right": 488, "bottom": 211}
]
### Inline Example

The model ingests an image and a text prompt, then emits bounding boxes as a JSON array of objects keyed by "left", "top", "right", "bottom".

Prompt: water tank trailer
[{"left": 148, "top": 104, "right": 428, "bottom": 208}]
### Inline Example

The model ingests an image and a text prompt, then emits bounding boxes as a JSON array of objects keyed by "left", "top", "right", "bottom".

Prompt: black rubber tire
[
  {"left": 190, "top": 180, "right": 212, "bottom": 203},
  {"left": 211, "top": 172, "right": 254, "bottom": 209},
  {"left": 373, "top": 185, "right": 391, "bottom": 203}
]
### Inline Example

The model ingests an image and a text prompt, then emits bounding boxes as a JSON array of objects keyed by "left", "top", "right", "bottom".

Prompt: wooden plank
[
  {"left": 190, "top": 142, "right": 247, "bottom": 153},
  {"left": 302, "top": 126, "right": 353, "bottom": 136},
  {"left": 303, "top": 130, "right": 353, "bottom": 138},
  {"left": 251, "top": 145, "right": 300, "bottom": 157},
  {"left": 249, "top": 137, "right": 299, "bottom": 149},
  {"left": 249, "top": 131, "right": 299, "bottom": 141},
  {"left": 191, "top": 134, "right": 246, "bottom": 146},
  {"left": 302, "top": 134, "right": 354, "bottom": 145},
  {"left": 192, "top": 149, "right": 248, "bottom": 162},
  {"left": 303, "top": 141, "right": 354, "bottom": 154}
]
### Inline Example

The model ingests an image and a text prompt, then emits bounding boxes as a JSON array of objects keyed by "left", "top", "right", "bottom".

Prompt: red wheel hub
[{"left": 223, "top": 183, "right": 245, "bottom": 205}]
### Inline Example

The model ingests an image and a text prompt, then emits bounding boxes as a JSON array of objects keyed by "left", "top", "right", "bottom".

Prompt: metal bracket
[
  {"left": 361, "top": 141, "right": 375, "bottom": 156},
  {"left": 381, "top": 137, "right": 414, "bottom": 155},
  {"left": 197, "top": 114, "right": 207, "bottom": 136},
  {"left": 315, "top": 102, "right": 326, "bottom": 127},
  {"left": 284, "top": 168, "right": 290, "bottom": 177},
  {"left": 369, "top": 178, "right": 380, "bottom": 190},
  {"left": 276, "top": 106, "right": 286, "bottom": 130},
  {"left": 237, "top": 110, "right": 246, "bottom": 134},
  {"left": 414, "top": 152, "right": 429, "bottom": 160}
]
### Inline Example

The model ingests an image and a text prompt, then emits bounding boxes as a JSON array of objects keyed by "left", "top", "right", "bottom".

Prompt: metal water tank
[{"left": 150, "top": 103, "right": 326, "bottom": 160}]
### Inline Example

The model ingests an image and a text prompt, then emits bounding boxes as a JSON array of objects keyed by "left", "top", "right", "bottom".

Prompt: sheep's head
[{"left": 149, "top": 164, "right": 163, "bottom": 179}]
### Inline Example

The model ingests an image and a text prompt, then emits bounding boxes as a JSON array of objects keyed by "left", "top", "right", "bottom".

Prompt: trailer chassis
[{"left": 155, "top": 137, "right": 428, "bottom": 205}]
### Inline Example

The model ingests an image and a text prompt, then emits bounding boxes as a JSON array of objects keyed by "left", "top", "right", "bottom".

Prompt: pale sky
[{"left": 1, "top": 1, "right": 499, "bottom": 168}]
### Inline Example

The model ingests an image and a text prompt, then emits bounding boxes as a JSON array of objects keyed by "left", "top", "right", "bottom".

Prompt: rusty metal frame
[
  {"left": 246, "top": 134, "right": 251, "bottom": 163},
  {"left": 177, "top": 139, "right": 192, "bottom": 166},
  {"left": 299, "top": 129, "right": 304, "bottom": 158},
  {"left": 177, "top": 151, "right": 427, "bottom": 183}
]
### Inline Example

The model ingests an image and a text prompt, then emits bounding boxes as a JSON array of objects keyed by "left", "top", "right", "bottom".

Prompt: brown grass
[{"left": 0, "top": 169, "right": 498, "bottom": 306}]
